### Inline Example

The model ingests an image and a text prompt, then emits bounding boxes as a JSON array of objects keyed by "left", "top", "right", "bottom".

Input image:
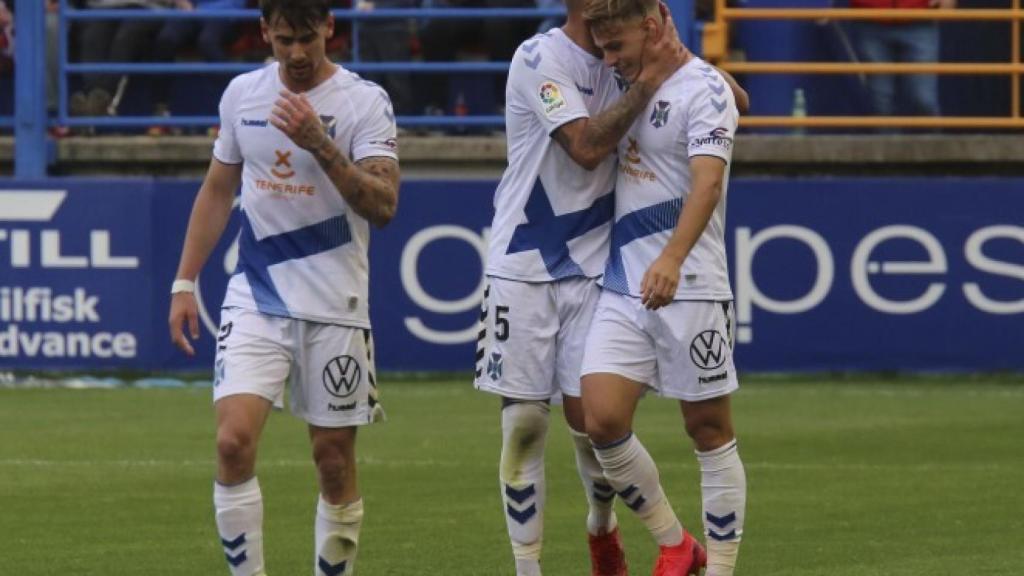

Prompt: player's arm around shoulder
[
  {"left": 551, "top": 12, "right": 683, "bottom": 170},
  {"left": 270, "top": 90, "right": 399, "bottom": 228},
  {"left": 169, "top": 158, "right": 243, "bottom": 356}
]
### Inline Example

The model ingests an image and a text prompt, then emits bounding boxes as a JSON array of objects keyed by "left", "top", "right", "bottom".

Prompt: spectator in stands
[
  {"left": 416, "top": 0, "right": 540, "bottom": 116},
  {"left": 149, "top": 0, "right": 245, "bottom": 130},
  {"left": 1, "top": 1, "right": 67, "bottom": 135},
  {"left": 354, "top": 0, "right": 414, "bottom": 116},
  {"left": 70, "top": 0, "right": 178, "bottom": 117},
  {"left": 850, "top": 0, "right": 953, "bottom": 117},
  {"left": 46, "top": 1, "right": 63, "bottom": 118},
  {"left": 0, "top": 1, "right": 12, "bottom": 61}
]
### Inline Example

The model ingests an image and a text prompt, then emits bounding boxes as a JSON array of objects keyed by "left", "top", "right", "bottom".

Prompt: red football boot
[
  {"left": 652, "top": 531, "right": 706, "bottom": 576},
  {"left": 588, "top": 527, "right": 629, "bottom": 576}
]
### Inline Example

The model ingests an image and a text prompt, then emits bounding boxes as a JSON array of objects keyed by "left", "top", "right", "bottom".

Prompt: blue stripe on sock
[
  {"left": 225, "top": 550, "right": 247, "bottom": 567},
  {"left": 505, "top": 483, "right": 536, "bottom": 505},
  {"left": 220, "top": 533, "right": 246, "bottom": 551},
  {"left": 706, "top": 511, "right": 737, "bottom": 529},
  {"left": 507, "top": 503, "right": 538, "bottom": 524},
  {"left": 708, "top": 528, "right": 738, "bottom": 541},
  {"left": 318, "top": 556, "right": 348, "bottom": 576},
  {"left": 593, "top": 432, "right": 633, "bottom": 451},
  {"left": 625, "top": 494, "right": 647, "bottom": 511}
]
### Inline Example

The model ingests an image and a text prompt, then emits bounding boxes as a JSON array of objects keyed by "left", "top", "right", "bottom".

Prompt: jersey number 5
[{"left": 495, "top": 306, "right": 511, "bottom": 342}]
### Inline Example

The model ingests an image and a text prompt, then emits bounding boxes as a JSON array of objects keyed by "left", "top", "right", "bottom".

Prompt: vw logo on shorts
[
  {"left": 323, "top": 355, "right": 362, "bottom": 398},
  {"left": 689, "top": 330, "right": 728, "bottom": 370}
]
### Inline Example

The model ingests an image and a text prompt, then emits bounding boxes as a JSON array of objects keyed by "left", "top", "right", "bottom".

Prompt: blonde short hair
[{"left": 582, "top": 0, "right": 658, "bottom": 29}]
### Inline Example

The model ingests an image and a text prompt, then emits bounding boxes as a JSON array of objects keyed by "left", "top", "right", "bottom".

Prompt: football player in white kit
[
  {"left": 579, "top": 0, "right": 748, "bottom": 575},
  {"left": 474, "top": 2, "right": 747, "bottom": 575},
  {"left": 168, "top": 2, "right": 399, "bottom": 575}
]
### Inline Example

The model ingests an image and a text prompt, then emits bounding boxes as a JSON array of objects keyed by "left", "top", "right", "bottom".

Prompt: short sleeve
[
  {"left": 350, "top": 86, "right": 399, "bottom": 162},
  {"left": 685, "top": 67, "right": 739, "bottom": 164},
  {"left": 212, "top": 77, "right": 243, "bottom": 165},
  {"left": 509, "top": 38, "right": 590, "bottom": 135}
]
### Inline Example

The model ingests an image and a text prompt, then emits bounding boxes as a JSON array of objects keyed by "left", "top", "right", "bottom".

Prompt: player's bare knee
[
  {"left": 216, "top": 427, "right": 257, "bottom": 468},
  {"left": 312, "top": 430, "right": 356, "bottom": 482},
  {"left": 584, "top": 411, "right": 630, "bottom": 447},
  {"left": 685, "top": 419, "right": 734, "bottom": 452},
  {"left": 314, "top": 449, "right": 352, "bottom": 486}
]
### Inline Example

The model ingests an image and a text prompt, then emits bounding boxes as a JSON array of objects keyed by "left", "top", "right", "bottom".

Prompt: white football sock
[
  {"left": 314, "top": 496, "right": 363, "bottom": 576},
  {"left": 697, "top": 439, "right": 746, "bottom": 576},
  {"left": 514, "top": 557, "right": 543, "bottom": 576},
  {"left": 501, "top": 401, "right": 550, "bottom": 573},
  {"left": 214, "top": 477, "right": 266, "bottom": 576},
  {"left": 594, "top": 433, "right": 683, "bottom": 547},
  {"left": 569, "top": 428, "right": 618, "bottom": 535}
]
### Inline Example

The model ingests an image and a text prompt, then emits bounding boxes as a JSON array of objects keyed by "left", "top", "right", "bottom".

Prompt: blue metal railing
[
  {"left": 9, "top": 0, "right": 697, "bottom": 176},
  {"left": 57, "top": 4, "right": 573, "bottom": 130}
]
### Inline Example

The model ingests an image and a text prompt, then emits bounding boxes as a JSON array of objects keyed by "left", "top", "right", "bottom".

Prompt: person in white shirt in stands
[
  {"left": 579, "top": 0, "right": 748, "bottom": 574},
  {"left": 168, "top": 1, "right": 399, "bottom": 574}
]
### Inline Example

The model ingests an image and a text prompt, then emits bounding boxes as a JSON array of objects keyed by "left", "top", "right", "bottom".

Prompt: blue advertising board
[{"left": 0, "top": 177, "right": 1021, "bottom": 372}]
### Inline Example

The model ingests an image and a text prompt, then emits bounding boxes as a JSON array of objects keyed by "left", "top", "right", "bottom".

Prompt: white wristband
[{"left": 171, "top": 279, "right": 196, "bottom": 294}]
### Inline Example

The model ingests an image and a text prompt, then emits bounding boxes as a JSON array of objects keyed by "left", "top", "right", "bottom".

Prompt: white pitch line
[
  {"left": 0, "top": 456, "right": 463, "bottom": 469},
  {"left": 0, "top": 458, "right": 1014, "bottom": 474}
]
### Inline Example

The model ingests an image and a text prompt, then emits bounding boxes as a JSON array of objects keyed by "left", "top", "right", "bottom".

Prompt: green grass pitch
[{"left": 1, "top": 376, "right": 1023, "bottom": 575}]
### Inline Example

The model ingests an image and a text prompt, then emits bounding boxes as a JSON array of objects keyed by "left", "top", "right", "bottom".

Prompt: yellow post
[
  {"left": 716, "top": 0, "right": 728, "bottom": 61},
  {"left": 714, "top": 5, "right": 1024, "bottom": 129},
  {"left": 1014, "top": 0, "right": 1021, "bottom": 118}
]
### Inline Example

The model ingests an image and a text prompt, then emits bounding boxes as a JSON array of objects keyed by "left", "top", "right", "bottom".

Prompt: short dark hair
[{"left": 260, "top": 0, "right": 331, "bottom": 33}]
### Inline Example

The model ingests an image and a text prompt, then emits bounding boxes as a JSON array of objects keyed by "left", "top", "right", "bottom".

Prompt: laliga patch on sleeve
[{"left": 538, "top": 82, "right": 567, "bottom": 116}]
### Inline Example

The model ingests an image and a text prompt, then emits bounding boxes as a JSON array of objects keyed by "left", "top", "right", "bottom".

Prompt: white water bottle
[{"left": 791, "top": 88, "right": 807, "bottom": 134}]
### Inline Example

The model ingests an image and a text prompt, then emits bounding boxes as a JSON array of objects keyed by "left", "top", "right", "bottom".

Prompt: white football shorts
[
  {"left": 581, "top": 291, "right": 739, "bottom": 402},
  {"left": 213, "top": 307, "right": 383, "bottom": 427},
  {"left": 473, "top": 276, "right": 601, "bottom": 400}
]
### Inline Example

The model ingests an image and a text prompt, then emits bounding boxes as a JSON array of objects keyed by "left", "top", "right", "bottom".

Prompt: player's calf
[
  {"left": 592, "top": 432, "right": 684, "bottom": 548},
  {"left": 696, "top": 439, "right": 746, "bottom": 576},
  {"left": 315, "top": 497, "right": 363, "bottom": 576},
  {"left": 501, "top": 399, "right": 551, "bottom": 576},
  {"left": 215, "top": 477, "right": 266, "bottom": 576}
]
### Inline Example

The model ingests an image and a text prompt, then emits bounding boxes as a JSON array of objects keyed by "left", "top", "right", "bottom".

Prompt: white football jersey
[
  {"left": 602, "top": 57, "right": 738, "bottom": 301},
  {"left": 486, "top": 28, "right": 623, "bottom": 282},
  {"left": 213, "top": 62, "right": 398, "bottom": 328}
]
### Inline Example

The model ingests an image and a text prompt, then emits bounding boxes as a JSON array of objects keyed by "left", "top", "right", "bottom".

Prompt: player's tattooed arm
[
  {"left": 551, "top": 80, "right": 660, "bottom": 170},
  {"left": 272, "top": 90, "right": 399, "bottom": 227},
  {"left": 551, "top": 8, "right": 683, "bottom": 170},
  {"left": 310, "top": 135, "right": 399, "bottom": 227}
]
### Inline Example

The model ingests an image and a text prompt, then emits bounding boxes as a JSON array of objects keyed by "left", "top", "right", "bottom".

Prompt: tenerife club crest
[
  {"left": 487, "top": 351, "right": 504, "bottom": 380},
  {"left": 649, "top": 100, "right": 671, "bottom": 128},
  {"left": 319, "top": 115, "right": 337, "bottom": 139}
]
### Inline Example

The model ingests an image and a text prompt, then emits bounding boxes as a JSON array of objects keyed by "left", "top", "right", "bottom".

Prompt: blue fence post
[
  {"left": 664, "top": 0, "right": 695, "bottom": 49},
  {"left": 14, "top": 2, "right": 48, "bottom": 179},
  {"left": 59, "top": 0, "right": 69, "bottom": 129}
]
